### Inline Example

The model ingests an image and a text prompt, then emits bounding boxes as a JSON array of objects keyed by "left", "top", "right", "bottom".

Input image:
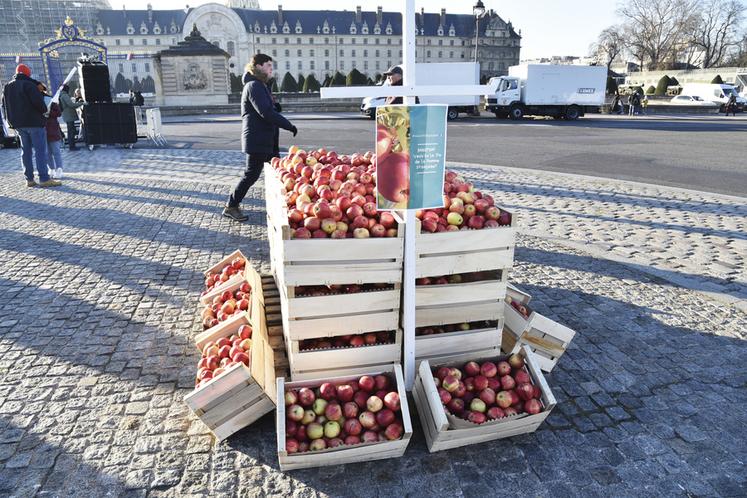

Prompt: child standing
[{"left": 45, "top": 99, "right": 65, "bottom": 179}]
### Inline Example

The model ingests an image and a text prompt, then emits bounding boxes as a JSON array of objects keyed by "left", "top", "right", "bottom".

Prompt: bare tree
[
  {"left": 591, "top": 25, "right": 626, "bottom": 71},
  {"left": 618, "top": 0, "right": 699, "bottom": 70},
  {"left": 689, "top": 0, "right": 744, "bottom": 68}
]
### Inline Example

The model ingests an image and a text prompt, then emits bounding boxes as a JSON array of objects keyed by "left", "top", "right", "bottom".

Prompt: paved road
[
  {"left": 0, "top": 149, "right": 745, "bottom": 496},
  {"left": 161, "top": 113, "right": 747, "bottom": 198}
]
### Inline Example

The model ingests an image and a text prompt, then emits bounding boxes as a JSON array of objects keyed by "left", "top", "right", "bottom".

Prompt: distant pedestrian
[
  {"left": 59, "top": 84, "right": 84, "bottom": 150},
  {"left": 382, "top": 65, "right": 420, "bottom": 105},
  {"left": 223, "top": 54, "right": 297, "bottom": 222},
  {"left": 0, "top": 64, "right": 61, "bottom": 187},
  {"left": 725, "top": 94, "right": 737, "bottom": 116},
  {"left": 628, "top": 92, "right": 640, "bottom": 116},
  {"left": 611, "top": 92, "right": 622, "bottom": 115},
  {"left": 641, "top": 95, "right": 649, "bottom": 115}
]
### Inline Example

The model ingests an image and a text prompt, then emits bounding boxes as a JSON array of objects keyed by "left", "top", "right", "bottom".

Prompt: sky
[{"left": 120, "top": 1, "right": 619, "bottom": 60}]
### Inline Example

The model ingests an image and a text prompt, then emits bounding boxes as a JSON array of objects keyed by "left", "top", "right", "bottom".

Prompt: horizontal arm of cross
[{"left": 320, "top": 84, "right": 496, "bottom": 100}]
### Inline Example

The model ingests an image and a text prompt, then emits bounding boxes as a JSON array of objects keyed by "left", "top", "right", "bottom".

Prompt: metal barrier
[{"left": 134, "top": 107, "right": 167, "bottom": 147}]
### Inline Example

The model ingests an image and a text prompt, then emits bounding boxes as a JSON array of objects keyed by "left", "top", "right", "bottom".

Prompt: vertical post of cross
[{"left": 401, "top": 0, "right": 417, "bottom": 390}]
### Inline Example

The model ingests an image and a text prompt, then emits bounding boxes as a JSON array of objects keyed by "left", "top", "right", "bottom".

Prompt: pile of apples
[
  {"left": 433, "top": 354, "right": 544, "bottom": 425},
  {"left": 299, "top": 331, "right": 394, "bottom": 351},
  {"left": 295, "top": 282, "right": 393, "bottom": 297},
  {"left": 416, "top": 270, "right": 500, "bottom": 286},
  {"left": 270, "top": 146, "right": 399, "bottom": 240},
  {"left": 416, "top": 320, "right": 496, "bottom": 337},
  {"left": 195, "top": 324, "right": 253, "bottom": 388},
  {"left": 416, "top": 170, "right": 511, "bottom": 233},
  {"left": 506, "top": 296, "right": 530, "bottom": 319},
  {"left": 203, "top": 257, "right": 246, "bottom": 295},
  {"left": 201, "top": 282, "right": 252, "bottom": 330},
  {"left": 284, "top": 374, "right": 405, "bottom": 453}
]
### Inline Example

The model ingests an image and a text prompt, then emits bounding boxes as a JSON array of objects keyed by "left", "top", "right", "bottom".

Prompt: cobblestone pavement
[{"left": 0, "top": 148, "right": 745, "bottom": 497}]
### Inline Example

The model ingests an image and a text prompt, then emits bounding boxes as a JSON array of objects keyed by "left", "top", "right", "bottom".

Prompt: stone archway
[{"left": 183, "top": 4, "right": 249, "bottom": 75}]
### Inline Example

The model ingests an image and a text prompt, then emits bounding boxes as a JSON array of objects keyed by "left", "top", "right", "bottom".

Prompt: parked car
[{"left": 669, "top": 95, "right": 719, "bottom": 107}]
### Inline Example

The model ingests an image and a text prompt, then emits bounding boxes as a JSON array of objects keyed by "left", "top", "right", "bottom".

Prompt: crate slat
[{"left": 415, "top": 321, "right": 503, "bottom": 360}]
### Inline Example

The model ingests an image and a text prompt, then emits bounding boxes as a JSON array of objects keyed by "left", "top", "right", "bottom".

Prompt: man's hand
[{"left": 290, "top": 125, "right": 298, "bottom": 137}]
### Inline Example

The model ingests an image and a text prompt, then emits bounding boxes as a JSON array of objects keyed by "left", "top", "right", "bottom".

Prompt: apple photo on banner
[{"left": 375, "top": 106, "right": 410, "bottom": 210}]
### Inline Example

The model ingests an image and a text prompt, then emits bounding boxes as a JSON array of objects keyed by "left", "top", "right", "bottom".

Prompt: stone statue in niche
[{"left": 183, "top": 63, "right": 208, "bottom": 91}]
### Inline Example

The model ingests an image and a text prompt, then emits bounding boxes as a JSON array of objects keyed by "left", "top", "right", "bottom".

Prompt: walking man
[
  {"left": 223, "top": 54, "right": 297, "bottom": 222},
  {"left": 59, "top": 84, "right": 84, "bottom": 150},
  {"left": 1, "top": 64, "right": 61, "bottom": 187}
]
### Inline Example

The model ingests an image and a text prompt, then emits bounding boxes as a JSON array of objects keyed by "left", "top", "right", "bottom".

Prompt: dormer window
[
  {"left": 437, "top": 27, "right": 444, "bottom": 36},
  {"left": 323, "top": 21, "right": 329, "bottom": 34},
  {"left": 385, "top": 23, "right": 392, "bottom": 35},
  {"left": 126, "top": 23, "right": 134, "bottom": 35},
  {"left": 361, "top": 22, "right": 368, "bottom": 34},
  {"left": 449, "top": 25, "right": 456, "bottom": 37},
  {"left": 270, "top": 21, "right": 277, "bottom": 34},
  {"left": 96, "top": 24, "right": 104, "bottom": 35},
  {"left": 350, "top": 22, "right": 357, "bottom": 35},
  {"left": 254, "top": 22, "right": 260, "bottom": 33},
  {"left": 140, "top": 22, "right": 148, "bottom": 34},
  {"left": 295, "top": 20, "right": 302, "bottom": 34},
  {"left": 374, "top": 24, "right": 381, "bottom": 35},
  {"left": 282, "top": 21, "right": 290, "bottom": 34},
  {"left": 170, "top": 22, "right": 178, "bottom": 34}
]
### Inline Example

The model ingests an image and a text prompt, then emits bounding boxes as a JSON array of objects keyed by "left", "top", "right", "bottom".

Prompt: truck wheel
[
  {"left": 565, "top": 106, "right": 581, "bottom": 120},
  {"left": 509, "top": 105, "right": 524, "bottom": 120},
  {"left": 447, "top": 109, "right": 459, "bottom": 120}
]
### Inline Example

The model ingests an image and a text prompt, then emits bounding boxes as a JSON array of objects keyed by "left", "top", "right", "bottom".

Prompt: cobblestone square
[{"left": 0, "top": 148, "right": 745, "bottom": 497}]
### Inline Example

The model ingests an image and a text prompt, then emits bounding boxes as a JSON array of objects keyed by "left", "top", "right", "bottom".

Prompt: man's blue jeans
[{"left": 16, "top": 127, "right": 49, "bottom": 182}]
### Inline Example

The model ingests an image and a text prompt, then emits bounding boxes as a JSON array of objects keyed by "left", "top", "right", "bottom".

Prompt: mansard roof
[
  {"left": 95, "top": 7, "right": 520, "bottom": 39},
  {"left": 95, "top": 9, "right": 187, "bottom": 35}
]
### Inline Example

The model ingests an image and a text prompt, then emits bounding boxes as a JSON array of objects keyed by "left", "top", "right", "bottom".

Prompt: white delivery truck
[
  {"left": 360, "top": 62, "right": 480, "bottom": 120},
  {"left": 678, "top": 83, "right": 745, "bottom": 112},
  {"left": 485, "top": 64, "right": 607, "bottom": 120}
]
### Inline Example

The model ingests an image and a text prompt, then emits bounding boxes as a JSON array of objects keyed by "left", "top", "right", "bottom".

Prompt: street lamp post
[{"left": 473, "top": 0, "right": 486, "bottom": 65}]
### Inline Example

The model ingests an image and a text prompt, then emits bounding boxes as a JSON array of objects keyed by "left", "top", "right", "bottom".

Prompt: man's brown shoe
[
  {"left": 38, "top": 179, "right": 62, "bottom": 188},
  {"left": 26, "top": 180, "right": 37, "bottom": 187}
]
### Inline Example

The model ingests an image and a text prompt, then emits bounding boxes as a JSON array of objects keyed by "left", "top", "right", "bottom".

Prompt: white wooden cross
[{"left": 321, "top": 0, "right": 494, "bottom": 389}]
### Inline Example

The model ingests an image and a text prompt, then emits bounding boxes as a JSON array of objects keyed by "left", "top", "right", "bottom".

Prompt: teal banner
[{"left": 375, "top": 104, "right": 447, "bottom": 210}]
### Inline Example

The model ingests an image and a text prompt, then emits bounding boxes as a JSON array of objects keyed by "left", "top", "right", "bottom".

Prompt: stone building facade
[{"left": 91, "top": 4, "right": 521, "bottom": 90}]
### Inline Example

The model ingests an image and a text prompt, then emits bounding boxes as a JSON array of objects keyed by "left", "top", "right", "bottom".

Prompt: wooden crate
[
  {"left": 503, "top": 299, "right": 576, "bottom": 373},
  {"left": 200, "top": 249, "right": 251, "bottom": 303},
  {"left": 200, "top": 262, "right": 262, "bottom": 307},
  {"left": 413, "top": 215, "right": 516, "bottom": 279},
  {"left": 260, "top": 275, "right": 289, "bottom": 371},
  {"left": 184, "top": 305, "right": 279, "bottom": 441},
  {"left": 415, "top": 271, "right": 507, "bottom": 328},
  {"left": 506, "top": 283, "right": 531, "bottom": 305},
  {"left": 412, "top": 346, "right": 556, "bottom": 452},
  {"left": 264, "top": 165, "right": 405, "bottom": 288},
  {"left": 415, "top": 320, "right": 503, "bottom": 364},
  {"left": 276, "top": 363, "right": 412, "bottom": 471},
  {"left": 288, "top": 330, "right": 403, "bottom": 381},
  {"left": 278, "top": 283, "right": 401, "bottom": 341}
]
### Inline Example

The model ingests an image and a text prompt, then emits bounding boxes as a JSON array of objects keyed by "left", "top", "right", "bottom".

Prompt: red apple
[
  {"left": 298, "top": 387, "right": 315, "bottom": 407},
  {"left": 487, "top": 406, "right": 506, "bottom": 419},
  {"left": 500, "top": 375, "right": 516, "bottom": 390},
  {"left": 343, "top": 401, "right": 359, "bottom": 419},
  {"left": 343, "top": 418, "right": 362, "bottom": 436},
  {"left": 383, "top": 422, "right": 404, "bottom": 441},
  {"left": 366, "top": 396, "right": 384, "bottom": 413},
  {"left": 384, "top": 392, "right": 400, "bottom": 411},
  {"left": 497, "top": 361, "right": 512, "bottom": 376},
  {"left": 464, "top": 361, "right": 481, "bottom": 377},
  {"left": 336, "top": 384, "right": 354, "bottom": 402},
  {"left": 358, "top": 411, "right": 376, "bottom": 429},
  {"left": 467, "top": 411, "right": 487, "bottom": 424},
  {"left": 358, "top": 376, "right": 375, "bottom": 392},
  {"left": 480, "top": 362, "right": 498, "bottom": 378},
  {"left": 508, "top": 353, "right": 525, "bottom": 369},
  {"left": 524, "top": 399, "right": 542, "bottom": 414},
  {"left": 496, "top": 391, "right": 513, "bottom": 409},
  {"left": 479, "top": 388, "right": 496, "bottom": 406}
]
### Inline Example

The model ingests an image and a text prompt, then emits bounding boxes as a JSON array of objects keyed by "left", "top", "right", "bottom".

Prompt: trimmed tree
[
  {"left": 655, "top": 75, "right": 670, "bottom": 95},
  {"left": 374, "top": 73, "right": 383, "bottom": 84},
  {"left": 297, "top": 74, "right": 306, "bottom": 91},
  {"left": 331, "top": 71, "right": 347, "bottom": 86},
  {"left": 280, "top": 72, "right": 299, "bottom": 92},
  {"left": 270, "top": 78, "right": 279, "bottom": 92},
  {"left": 322, "top": 74, "right": 332, "bottom": 87},
  {"left": 646, "top": 85, "right": 656, "bottom": 95},
  {"left": 114, "top": 73, "right": 128, "bottom": 94},
  {"left": 346, "top": 68, "right": 368, "bottom": 86},
  {"left": 669, "top": 76, "right": 679, "bottom": 85},
  {"left": 711, "top": 74, "right": 723, "bottom": 84},
  {"left": 141, "top": 75, "right": 156, "bottom": 93},
  {"left": 303, "top": 73, "right": 321, "bottom": 92},
  {"left": 131, "top": 76, "right": 143, "bottom": 92}
]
